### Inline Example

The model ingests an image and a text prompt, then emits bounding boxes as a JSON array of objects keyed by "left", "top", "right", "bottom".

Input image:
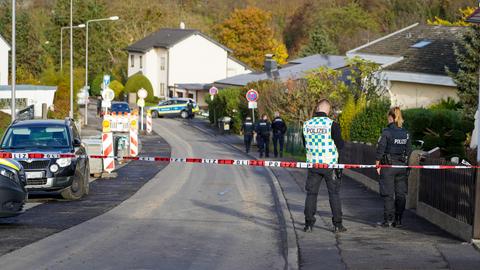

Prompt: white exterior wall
[
  {"left": 0, "top": 38, "right": 10, "bottom": 85},
  {"left": 0, "top": 89, "right": 56, "bottom": 117},
  {"left": 127, "top": 52, "right": 143, "bottom": 77},
  {"left": 128, "top": 49, "right": 168, "bottom": 99},
  {"left": 227, "top": 57, "right": 251, "bottom": 77},
  {"left": 388, "top": 81, "right": 458, "bottom": 109},
  {"left": 168, "top": 35, "right": 228, "bottom": 86},
  {"left": 142, "top": 49, "right": 160, "bottom": 97}
]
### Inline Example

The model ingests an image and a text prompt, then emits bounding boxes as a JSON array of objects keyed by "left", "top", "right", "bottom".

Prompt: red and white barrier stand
[
  {"left": 146, "top": 111, "right": 152, "bottom": 134},
  {"left": 101, "top": 126, "right": 115, "bottom": 173},
  {"left": 129, "top": 115, "right": 139, "bottom": 157}
]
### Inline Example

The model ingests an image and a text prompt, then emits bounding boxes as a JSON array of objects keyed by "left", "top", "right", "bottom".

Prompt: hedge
[
  {"left": 0, "top": 111, "right": 11, "bottom": 138},
  {"left": 110, "top": 80, "right": 125, "bottom": 101},
  {"left": 403, "top": 108, "right": 473, "bottom": 158},
  {"left": 350, "top": 99, "right": 390, "bottom": 144},
  {"left": 205, "top": 87, "right": 249, "bottom": 133},
  {"left": 124, "top": 73, "right": 155, "bottom": 102}
]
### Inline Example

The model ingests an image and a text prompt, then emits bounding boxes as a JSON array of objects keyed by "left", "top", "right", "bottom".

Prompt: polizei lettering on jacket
[{"left": 305, "top": 126, "right": 329, "bottom": 134}]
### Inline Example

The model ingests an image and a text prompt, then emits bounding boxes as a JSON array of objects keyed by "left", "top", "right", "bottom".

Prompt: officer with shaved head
[{"left": 303, "top": 99, "right": 346, "bottom": 233}]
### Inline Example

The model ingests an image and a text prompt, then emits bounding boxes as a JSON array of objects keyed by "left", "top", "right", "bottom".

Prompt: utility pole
[{"left": 11, "top": 0, "right": 16, "bottom": 122}]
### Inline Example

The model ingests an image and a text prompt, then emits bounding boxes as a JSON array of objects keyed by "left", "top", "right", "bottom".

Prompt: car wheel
[
  {"left": 60, "top": 175, "right": 85, "bottom": 200},
  {"left": 152, "top": 110, "right": 159, "bottom": 118},
  {"left": 180, "top": 110, "right": 189, "bottom": 119}
]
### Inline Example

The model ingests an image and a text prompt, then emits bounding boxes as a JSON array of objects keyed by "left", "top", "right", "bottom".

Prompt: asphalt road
[{"left": 0, "top": 118, "right": 286, "bottom": 270}]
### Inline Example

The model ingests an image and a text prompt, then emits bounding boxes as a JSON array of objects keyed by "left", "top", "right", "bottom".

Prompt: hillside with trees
[{"left": 0, "top": 0, "right": 476, "bottom": 87}]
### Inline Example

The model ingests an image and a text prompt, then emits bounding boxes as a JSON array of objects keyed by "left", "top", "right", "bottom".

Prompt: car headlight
[
  {"left": 0, "top": 168, "right": 17, "bottom": 182},
  {"left": 56, "top": 158, "right": 72, "bottom": 167}
]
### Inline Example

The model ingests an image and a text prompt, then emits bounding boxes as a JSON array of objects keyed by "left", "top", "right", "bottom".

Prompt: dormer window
[{"left": 411, "top": 40, "right": 432, "bottom": 48}]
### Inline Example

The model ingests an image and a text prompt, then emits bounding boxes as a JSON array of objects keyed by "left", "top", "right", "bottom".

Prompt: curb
[{"left": 187, "top": 119, "right": 299, "bottom": 270}]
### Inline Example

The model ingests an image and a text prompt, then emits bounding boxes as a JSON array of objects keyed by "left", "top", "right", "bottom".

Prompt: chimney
[
  {"left": 264, "top": 54, "right": 278, "bottom": 75},
  {"left": 180, "top": 22, "right": 186, "bottom": 29}
]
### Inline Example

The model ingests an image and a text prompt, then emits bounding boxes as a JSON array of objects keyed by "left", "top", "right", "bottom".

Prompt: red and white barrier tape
[{"left": 0, "top": 152, "right": 476, "bottom": 170}]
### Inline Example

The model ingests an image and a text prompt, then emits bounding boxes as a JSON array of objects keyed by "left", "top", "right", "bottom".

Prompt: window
[
  {"left": 139, "top": 55, "right": 143, "bottom": 69},
  {"left": 411, "top": 40, "right": 432, "bottom": 48},
  {"left": 177, "top": 92, "right": 184, "bottom": 98},
  {"left": 130, "top": 55, "right": 135, "bottom": 67},
  {"left": 160, "top": 57, "right": 166, "bottom": 70},
  {"left": 188, "top": 93, "right": 194, "bottom": 99},
  {"left": 169, "top": 90, "right": 174, "bottom": 98},
  {"left": 160, "top": 83, "right": 165, "bottom": 96}
]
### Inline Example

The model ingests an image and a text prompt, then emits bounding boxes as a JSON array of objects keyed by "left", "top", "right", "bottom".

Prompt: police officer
[
  {"left": 256, "top": 114, "right": 271, "bottom": 158},
  {"left": 242, "top": 117, "right": 255, "bottom": 153},
  {"left": 186, "top": 100, "right": 194, "bottom": 119},
  {"left": 303, "top": 99, "right": 346, "bottom": 233},
  {"left": 375, "top": 107, "right": 412, "bottom": 228},
  {"left": 271, "top": 112, "right": 287, "bottom": 158}
]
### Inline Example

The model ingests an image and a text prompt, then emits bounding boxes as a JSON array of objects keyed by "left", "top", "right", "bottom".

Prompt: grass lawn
[{"left": 0, "top": 111, "right": 11, "bottom": 138}]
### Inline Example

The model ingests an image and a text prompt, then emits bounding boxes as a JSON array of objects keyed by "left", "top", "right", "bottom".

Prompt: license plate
[{"left": 25, "top": 171, "right": 44, "bottom": 179}]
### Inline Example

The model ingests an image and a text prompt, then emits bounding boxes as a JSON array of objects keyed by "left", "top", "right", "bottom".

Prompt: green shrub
[
  {"left": 124, "top": 73, "right": 155, "bottom": 102},
  {"left": 110, "top": 80, "right": 125, "bottom": 101},
  {"left": 339, "top": 94, "right": 366, "bottom": 141},
  {"left": 90, "top": 73, "right": 104, "bottom": 96},
  {"left": 403, "top": 108, "right": 473, "bottom": 159},
  {"left": 205, "top": 87, "right": 249, "bottom": 133},
  {"left": 429, "top": 97, "right": 462, "bottom": 111},
  {"left": 350, "top": 99, "right": 390, "bottom": 144},
  {"left": 0, "top": 111, "right": 11, "bottom": 138}
]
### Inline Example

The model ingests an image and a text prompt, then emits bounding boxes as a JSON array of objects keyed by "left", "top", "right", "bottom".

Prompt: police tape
[{"left": 0, "top": 152, "right": 477, "bottom": 170}]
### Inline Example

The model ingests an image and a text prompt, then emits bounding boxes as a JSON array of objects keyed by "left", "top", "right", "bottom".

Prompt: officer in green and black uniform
[
  {"left": 376, "top": 107, "right": 412, "bottom": 228},
  {"left": 242, "top": 117, "right": 255, "bottom": 154},
  {"left": 303, "top": 99, "right": 345, "bottom": 233}
]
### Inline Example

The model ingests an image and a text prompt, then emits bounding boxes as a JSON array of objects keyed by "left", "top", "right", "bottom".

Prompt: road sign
[
  {"left": 137, "top": 98, "right": 145, "bottom": 108},
  {"left": 248, "top": 101, "right": 257, "bottom": 109},
  {"left": 102, "top": 100, "right": 111, "bottom": 108},
  {"left": 246, "top": 89, "right": 259, "bottom": 102},
  {"left": 102, "top": 119, "right": 111, "bottom": 133},
  {"left": 103, "top": 75, "right": 110, "bottom": 88},
  {"left": 209, "top": 86, "right": 218, "bottom": 96},
  {"left": 102, "top": 88, "right": 115, "bottom": 102},
  {"left": 137, "top": 88, "right": 148, "bottom": 99}
]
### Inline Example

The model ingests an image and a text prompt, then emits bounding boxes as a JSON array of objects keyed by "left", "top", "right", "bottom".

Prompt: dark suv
[{"left": 0, "top": 119, "right": 89, "bottom": 200}]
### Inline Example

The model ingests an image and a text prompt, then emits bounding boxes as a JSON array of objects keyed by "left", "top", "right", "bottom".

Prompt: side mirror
[{"left": 73, "top": 138, "right": 82, "bottom": 147}]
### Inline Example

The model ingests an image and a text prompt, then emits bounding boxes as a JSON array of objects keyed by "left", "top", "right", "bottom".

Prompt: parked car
[
  {"left": 0, "top": 158, "right": 27, "bottom": 217},
  {"left": 0, "top": 119, "right": 90, "bottom": 200},
  {"left": 148, "top": 98, "right": 199, "bottom": 119},
  {"left": 111, "top": 101, "right": 131, "bottom": 114}
]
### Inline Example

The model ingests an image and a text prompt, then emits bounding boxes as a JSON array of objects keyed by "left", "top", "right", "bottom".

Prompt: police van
[{"left": 148, "top": 98, "right": 199, "bottom": 119}]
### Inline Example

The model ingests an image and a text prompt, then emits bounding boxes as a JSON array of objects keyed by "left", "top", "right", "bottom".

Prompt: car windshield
[
  {"left": 111, "top": 103, "right": 130, "bottom": 112},
  {"left": 1, "top": 126, "right": 71, "bottom": 149}
]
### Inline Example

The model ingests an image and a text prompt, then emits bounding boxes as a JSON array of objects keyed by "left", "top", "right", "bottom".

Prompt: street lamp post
[
  {"left": 84, "top": 16, "right": 119, "bottom": 125},
  {"left": 60, "top": 24, "right": 85, "bottom": 72},
  {"left": 11, "top": 0, "right": 15, "bottom": 122},
  {"left": 69, "top": 0, "right": 73, "bottom": 119}
]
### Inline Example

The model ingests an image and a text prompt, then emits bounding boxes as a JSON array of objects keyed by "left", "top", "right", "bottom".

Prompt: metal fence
[
  {"left": 284, "top": 126, "right": 305, "bottom": 157},
  {"left": 342, "top": 142, "right": 378, "bottom": 180},
  {"left": 419, "top": 157, "right": 476, "bottom": 225}
]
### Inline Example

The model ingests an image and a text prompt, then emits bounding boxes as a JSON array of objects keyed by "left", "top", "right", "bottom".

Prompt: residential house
[
  {"left": 215, "top": 54, "right": 348, "bottom": 88},
  {"left": 126, "top": 27, "right": 252, "bottom": 107},
  {"left": 0, "top": 34, "right": 10, "bottom": 85},
  {"left": 347, "top": 23, "right": 465, "bottom": 109}
]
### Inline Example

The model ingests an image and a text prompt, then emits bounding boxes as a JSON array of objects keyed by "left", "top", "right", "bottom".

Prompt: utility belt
[{"left": 380, "top": 153, "right": 408, "bottom": 165}]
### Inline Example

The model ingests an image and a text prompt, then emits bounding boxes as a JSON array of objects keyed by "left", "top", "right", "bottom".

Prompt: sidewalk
[{"left": 189, "top": 118, "right": 480, "bottom": 270}]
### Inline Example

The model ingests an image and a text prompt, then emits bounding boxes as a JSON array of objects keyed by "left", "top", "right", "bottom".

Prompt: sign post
[
  {"left": 209, "top": 86, "right": 218, "bottom": 125},
  {"left": 137, "top": 88, "right": 148, "bottom": 131},
  {"left": 246, "top": 89, "right": 259, "bottom": 123}
]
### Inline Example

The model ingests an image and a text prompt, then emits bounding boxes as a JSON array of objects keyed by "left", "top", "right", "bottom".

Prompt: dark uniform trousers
[
  {"left": 379, "top": 163, "right": 407, "bottom": 222},
  {"left": 244, "top": 134, "right": 253, "bottom": 153},
  {"left": 272, "top": 132, "right": 284, "bottom": 157},
  {"left": 304, "top": 168, "right": 343, "bottom": 226},
  {"left": 259, "top": 134, "right": 270, "bottom": 157}
]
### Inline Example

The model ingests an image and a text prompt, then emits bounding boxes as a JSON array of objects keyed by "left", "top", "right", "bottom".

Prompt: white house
[
  {"left": 0, "top": 85, "right": 57, "bottom": 118},
  {"left": 0, "top": 34, "right": 10, "bottom": 85},
  {"left": 347, "top": 23, "right": 464, "bottom": 109},
  {"left": 126, "top": 28, "right": 252, "bottom": 107}
]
